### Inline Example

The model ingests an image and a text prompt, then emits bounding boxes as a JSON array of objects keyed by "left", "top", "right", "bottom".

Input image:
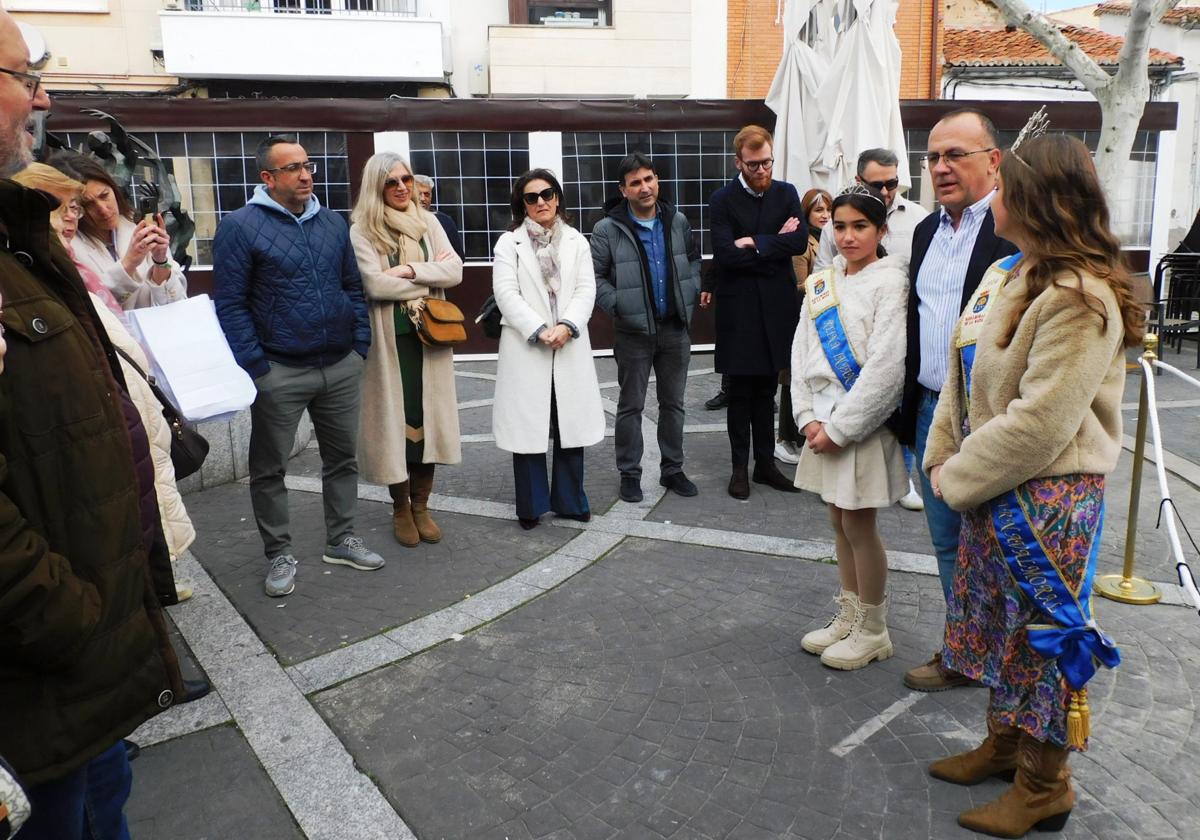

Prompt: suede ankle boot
[
  {"left": 957, "top": 733, "right": 1074, "bottom": 838},
  {"left": 820, "top": 597, "right": 893, "bottom": 670},
  {"left": 929, "top": 716, "right": 1019, "bottom": 785},
  {"left": 409, "top": 464, "right": 442, "bottom": 544},
  {"left": 801, "top": 590, "right": 859, "bottom": 655},
  {"left": 389, "top": 481, "right": 420, "bottom": 547}
]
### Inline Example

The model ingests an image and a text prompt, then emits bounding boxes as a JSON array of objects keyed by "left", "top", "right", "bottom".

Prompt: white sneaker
[
  {"left": 801, "top": 590, "right": 859, "bottom": 654},
  {"left": 899, "top": 479, "right": 924, "bottom": 511},
  {"left": 774, "top": 441, "right": 800, "bottom": 465},
  {"left": 820, "top": 598, "right": 894, "bottom": 670}
]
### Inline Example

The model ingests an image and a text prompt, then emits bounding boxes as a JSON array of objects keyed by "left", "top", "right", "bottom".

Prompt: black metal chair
[{"left": 1152, "top": 251, "right": 1200, "bottom": 368}]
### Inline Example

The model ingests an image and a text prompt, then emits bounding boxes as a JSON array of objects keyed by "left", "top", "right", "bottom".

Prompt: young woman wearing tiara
[
  {"left": 923, "top": 130, "right": 1141, "bottom": 836},
  {"left": 790, "top": 184, "right": 909, "bottom": 671}
]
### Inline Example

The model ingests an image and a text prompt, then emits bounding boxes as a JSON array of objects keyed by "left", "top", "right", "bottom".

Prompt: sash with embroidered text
[
  {"left": 805, "top": 267, "right": 861, "bottom": 391},
  {"left": 956, "top": 252, "right": 1021, "bottom": 413}
]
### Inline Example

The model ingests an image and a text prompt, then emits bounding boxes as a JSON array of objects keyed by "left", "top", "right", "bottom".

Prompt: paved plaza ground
[{"left": 124, "top": 350, "right": 1200, "bottom": 840}]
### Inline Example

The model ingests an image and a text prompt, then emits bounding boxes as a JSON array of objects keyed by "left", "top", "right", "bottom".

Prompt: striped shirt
[{"left": 915, "top": 190, "right": 995, "bottom": 392}]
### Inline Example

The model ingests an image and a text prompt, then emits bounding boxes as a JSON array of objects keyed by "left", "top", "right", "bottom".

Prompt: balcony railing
[{"left": 179, "top": 0, "right": 417, "bottom": 16}]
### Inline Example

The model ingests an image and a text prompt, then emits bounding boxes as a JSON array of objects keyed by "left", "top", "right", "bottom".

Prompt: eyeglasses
[
  {"left": 266, "top": 161, "right": 318, "bottom": 175},
  {"left": 522, "top": 187, "right": 556, "bottom": 206},
  {"left": 0, "top": 66, "right": 41, "bottom": 101},
  {"left": 923, "top": 148, "right": 995, "bottom": 168},
  {"left": 739, "top": 157, "right": 774, "bottom": 172},
  {"left": 57, "top": 200, "right": 83, "bottom": 220},
  {"left": 862, "top": 178, "right": 900, "bottom": 191},
  {"left": 384, "top": 174, "right": 414, "bottom": 190}
]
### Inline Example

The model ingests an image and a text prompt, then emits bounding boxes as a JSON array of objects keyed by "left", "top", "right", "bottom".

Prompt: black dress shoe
[
  {"left": 619, "top": 475, "right": 643, "bottom": 503},
  {"left": 704, "top": 390, "right": 729, "bottom": 410},
  {"left": 660, "top": 472, "right": 698, "bottom": 497},
  {"left": 556, "top": 512, "right": 592, "bottom": 523},
  {"left": 728, "top": 465, "right": 750, "bottom": 499},
  {"left": 518, "top": 516, "right": 540, "bottom": 530},
  {"left": 752, "top": 463, "right": 801, "bottom": 493},
  {"left": 123, "top": 739, "right": 141, "bottom": 762},
  {"left": 181, "top": 678, "right": 211, "bottom": 705}
]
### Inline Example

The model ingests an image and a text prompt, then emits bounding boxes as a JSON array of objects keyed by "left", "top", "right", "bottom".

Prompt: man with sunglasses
[
  {"left": 214, "top": 135, "right": 382, "bottom": 599},
  {"left": 708, "top": 125, "right": 808, "bottom": 500},
  {"left": 812, "top": 147, "right": 928, "bottom": 270},
  {"left": 898, "top": 109, "right": 1017, "bottom": 693}
]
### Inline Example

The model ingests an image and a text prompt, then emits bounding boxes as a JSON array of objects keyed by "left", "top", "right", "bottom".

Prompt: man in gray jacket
[{"left": 592, "top": 152, "right": 702, "bottom": 503}]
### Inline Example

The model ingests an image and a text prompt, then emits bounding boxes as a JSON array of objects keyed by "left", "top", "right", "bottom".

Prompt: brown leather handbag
[{"left": 409, "top": 297, "right": 467, "bottom": 347}]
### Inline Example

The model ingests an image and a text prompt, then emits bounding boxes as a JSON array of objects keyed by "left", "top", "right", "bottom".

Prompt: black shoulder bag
[{"left": 113, "top": 346, "right": 210, "bottom": 480}]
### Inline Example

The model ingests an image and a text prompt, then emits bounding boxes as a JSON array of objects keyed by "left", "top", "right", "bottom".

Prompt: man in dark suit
[
  {"left": 899, "top": 109, "right": 1018, "bottom": 692},
  {"left": 709, "top": 125, "right": 808, "bottom": 499}
]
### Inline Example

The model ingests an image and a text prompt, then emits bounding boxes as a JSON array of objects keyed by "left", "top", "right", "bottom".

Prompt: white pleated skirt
[{"left": 794, "top": 425, "right": 909, "bottom": 510}]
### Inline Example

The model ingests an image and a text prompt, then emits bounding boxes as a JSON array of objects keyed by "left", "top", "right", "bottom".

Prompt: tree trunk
[{"left": 1094, "top": 77, "right": 1150, "bottom": 196}]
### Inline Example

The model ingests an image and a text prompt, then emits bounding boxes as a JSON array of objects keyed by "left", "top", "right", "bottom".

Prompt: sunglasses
[
  {"left": 384, "top": 174, "right": 414, "bottom": 190},
  {"left": 863, "top": 178, "right": 900, "bottom": 191},
  {"left": 522, "top": 187, "right": 557, "bottom": 206}
]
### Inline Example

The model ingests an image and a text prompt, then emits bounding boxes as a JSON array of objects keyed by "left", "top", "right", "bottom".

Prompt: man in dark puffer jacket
[
  {"left": 214, "top": 135, "right": 381, "bottom": 599},
  {"left": 0, "top": 13, "right": 183, "bottom": 834}
]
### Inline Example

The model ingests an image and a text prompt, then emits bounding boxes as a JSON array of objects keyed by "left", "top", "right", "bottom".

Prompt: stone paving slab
[
  {"left": 185, "top": 483, "right": 576, "bottom": 664},
  {"left": 314, "top": 537, "right": 1200, "bottom": 839},
  {"left": 126, "top": 724, "right": 304, "bottom": 840}
]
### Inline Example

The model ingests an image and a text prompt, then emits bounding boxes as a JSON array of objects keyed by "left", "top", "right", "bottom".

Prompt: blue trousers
[
  {"left": 914, "top": 388, "right": 962, "bottom": 602},
  {"left": 20, "top": 740, "right": 132, "bottom": 840},
  {"left": 512, "top": 393, "right": 589, "bottom": 520}
]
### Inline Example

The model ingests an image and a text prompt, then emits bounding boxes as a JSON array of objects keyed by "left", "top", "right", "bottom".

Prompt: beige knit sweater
[{"left": 924, "top": 269, "right": 1127, "bottom": 512}]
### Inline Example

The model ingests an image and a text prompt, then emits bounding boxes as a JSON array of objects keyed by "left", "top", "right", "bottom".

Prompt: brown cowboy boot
[
  {"left": 957, "top": 733, "right": 1074, "bottom": 838},
  {"left": 929, "top": 716, "right": 1019, "bottom": 785},
  {"left": 388, "top": 481, "right": 420, "bottom": 547},
  {"left": 408, "top": 463, "right": 442, "bottom": 544}
]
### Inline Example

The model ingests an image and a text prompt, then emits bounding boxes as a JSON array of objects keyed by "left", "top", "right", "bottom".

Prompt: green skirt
[{"left": 394, "top": 305, "right": 425, "bottom": 464}]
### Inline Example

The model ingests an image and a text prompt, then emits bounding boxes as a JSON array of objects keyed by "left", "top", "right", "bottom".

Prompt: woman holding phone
[{"left": 51, "top": 155, "right": 187, "bottom": 311}]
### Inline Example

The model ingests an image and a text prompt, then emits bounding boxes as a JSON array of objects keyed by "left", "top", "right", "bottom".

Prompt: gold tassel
[{"left": 1067, "top": 688, "right": 1090, "bottom": 749}]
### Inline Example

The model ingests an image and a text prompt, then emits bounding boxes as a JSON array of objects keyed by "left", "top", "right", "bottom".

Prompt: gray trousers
[
  {"left": 248, "top": 351, "right": 363, "bottom": 558},
  {"left": 613, "top": 319, "right": 690, "bottom": 479}
]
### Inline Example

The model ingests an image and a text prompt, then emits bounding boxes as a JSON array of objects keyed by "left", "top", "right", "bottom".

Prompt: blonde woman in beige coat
[{"left": 350, "top": 152, "right": 463, "bottom": 547}]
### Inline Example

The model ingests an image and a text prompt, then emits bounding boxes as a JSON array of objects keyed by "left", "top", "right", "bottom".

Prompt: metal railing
[{"left": 178, "top": 0, "right": 418, "bottom": 16}]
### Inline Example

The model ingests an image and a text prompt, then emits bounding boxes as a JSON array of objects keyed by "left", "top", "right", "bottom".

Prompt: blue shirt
[
  {"left": 630, "top": 209, "right": 669, "bottom": 318},
  {"left": 915, "top": 190, "right": 995, "bottom": 392}
]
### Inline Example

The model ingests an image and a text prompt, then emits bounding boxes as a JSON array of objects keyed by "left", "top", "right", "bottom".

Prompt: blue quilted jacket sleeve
[
  {"left": 338, "top": 224, "right": 371, "bottom": 358},
  {"left": 212, "top": 211, "right": 268, "bottom": 378}
]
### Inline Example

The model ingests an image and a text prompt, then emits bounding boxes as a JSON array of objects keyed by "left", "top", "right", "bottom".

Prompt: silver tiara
[
  {"left": 1010, "top": 106, "right": 1050, "bottom": 165},
  {"left": 839, "top": 182, "right": 886, "bottom": 207}
]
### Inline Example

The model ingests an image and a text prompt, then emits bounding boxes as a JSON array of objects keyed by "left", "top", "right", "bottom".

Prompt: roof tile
[{"left": 944, "top": 23, "right": 1182, "bottom": 67}]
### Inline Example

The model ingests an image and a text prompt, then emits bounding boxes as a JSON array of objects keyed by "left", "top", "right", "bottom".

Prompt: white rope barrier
[{"left": 1140, "top": 357, "right": 1200, "bottom": 615}]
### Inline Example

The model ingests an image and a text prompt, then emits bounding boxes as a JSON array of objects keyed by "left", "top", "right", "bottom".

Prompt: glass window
[{"left": 408, "top": 131, "right": 530, "bottom": 262}]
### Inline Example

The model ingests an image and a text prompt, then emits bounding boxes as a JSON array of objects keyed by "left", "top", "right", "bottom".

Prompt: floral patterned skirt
[{"left": 942, "top": 474, "right": 1106, "bottom": 749}]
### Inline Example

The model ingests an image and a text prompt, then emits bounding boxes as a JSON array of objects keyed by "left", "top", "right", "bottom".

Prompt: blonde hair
[
  {"left": 12, "top": 162, "right": 83, "bottom": 197},
  {"left": 351, "top": 151, "right": 416, "bottom": 252}
]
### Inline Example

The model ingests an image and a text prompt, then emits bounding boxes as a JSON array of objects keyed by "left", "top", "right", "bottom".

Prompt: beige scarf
[{"left": 383, "top": 204, "right": 429, "bottom": 266}]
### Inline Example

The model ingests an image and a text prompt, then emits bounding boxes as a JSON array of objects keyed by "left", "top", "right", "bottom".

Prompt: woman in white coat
[
  {"left": 55, "top": 156, "right": 187, "bottom": 311},
  {"left": 492, "top": 169, "right": 605, "bottom": 529}
]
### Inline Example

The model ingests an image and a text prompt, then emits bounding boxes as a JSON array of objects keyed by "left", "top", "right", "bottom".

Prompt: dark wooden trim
[
  {"left": 45, "top": 97, "right": 1178, "bottom": 134},
  {"left": 345, "top": 132, "right": 374, "bottom": 205},
  {"left": 508, "top": 0, "right": 527, "bottom": 25}
]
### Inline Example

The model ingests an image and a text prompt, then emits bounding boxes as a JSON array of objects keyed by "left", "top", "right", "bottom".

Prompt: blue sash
[
  {"left": 989, "top": 490, "right": 1121, "bottom": 692},
  {"left": 806, "top": 268, "right": 861, "bottom": 392},
  {"left": 959, "top": 252, "right": 1022, "bottom": 408}
]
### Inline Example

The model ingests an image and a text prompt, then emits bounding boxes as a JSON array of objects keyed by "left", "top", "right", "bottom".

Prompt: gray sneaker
[
  {"left": 264, "top": 554, "right": 297, "bottom": 597},
  {"left": 322, "top": 536, "right": 385, "bottom": 571}
]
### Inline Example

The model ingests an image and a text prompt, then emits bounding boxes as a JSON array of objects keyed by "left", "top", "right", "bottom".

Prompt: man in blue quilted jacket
[{"left": 214, "top": 135, "right": 383, "bottom": 598}]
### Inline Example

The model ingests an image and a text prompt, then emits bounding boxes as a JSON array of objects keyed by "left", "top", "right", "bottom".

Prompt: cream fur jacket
[
  {"left": 790, "top": 254, "right": 908, "bottom": 446},
  {"left": 924, "top": 268, "right": 1126, "bottom": 512}
]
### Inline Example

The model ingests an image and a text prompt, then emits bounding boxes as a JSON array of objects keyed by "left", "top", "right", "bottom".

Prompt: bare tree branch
[{"left": 990, "top": 0, "right": 1112, "bottom": 92}]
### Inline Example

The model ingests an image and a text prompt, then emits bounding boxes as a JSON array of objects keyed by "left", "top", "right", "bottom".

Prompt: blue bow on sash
[{"left": 990, "top": 489, "right": 1121, "bottom": 691}]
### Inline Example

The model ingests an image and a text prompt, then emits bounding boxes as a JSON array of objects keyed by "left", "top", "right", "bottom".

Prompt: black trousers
[{"left": 726, "top": 374, "right": 777, "bottom": 468}]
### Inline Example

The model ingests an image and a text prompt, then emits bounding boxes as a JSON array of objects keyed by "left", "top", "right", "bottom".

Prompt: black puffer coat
[{"left": 0, "top": 182, "right": 182, "bottom": 784}]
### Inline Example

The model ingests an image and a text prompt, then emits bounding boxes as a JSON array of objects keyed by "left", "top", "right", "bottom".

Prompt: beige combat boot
[
  {"left": 801, "top": 590, "right": 860, "bottom": 654},
  {"left": 820, "top": 597, "right": 893, "bottom": 670}
]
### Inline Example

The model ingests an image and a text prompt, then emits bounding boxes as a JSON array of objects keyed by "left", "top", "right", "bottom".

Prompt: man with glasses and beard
[
  {"left": 898, "top": 109, "right": 1017, "bottom": 692},
  {"left": 214, "top": 135, "right": 382, "bottom": 600},
  {"left": 708, "top": 125, "right": 808, "bottom": 500}
]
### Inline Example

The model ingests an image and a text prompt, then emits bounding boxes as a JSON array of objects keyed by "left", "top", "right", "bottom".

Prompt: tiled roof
[
  {"left": 1096, "top": 3, "right": 1200, "bottom": 27},
  {"left": 943, "top": 24, "right": 1183, "bottom": 67}
]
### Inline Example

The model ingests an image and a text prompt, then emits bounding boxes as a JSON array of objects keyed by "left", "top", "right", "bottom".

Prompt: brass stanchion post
[{"left": 1097, "top": 333, "right": 1162, "bottom": 605}]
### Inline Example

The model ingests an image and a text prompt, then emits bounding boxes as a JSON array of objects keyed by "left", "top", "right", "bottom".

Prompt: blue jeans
[
  {"left": 915, "top": 388, "right": 962, "bottom": 603},
  {"left": 512, "top": 389, "right": 589, "bottom": 520},
  {"left": 20, "top": 740, "right": 132, "bottom": 840}
]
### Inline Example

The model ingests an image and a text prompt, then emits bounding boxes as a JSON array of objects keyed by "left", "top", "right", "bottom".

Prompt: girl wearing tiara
[{"left": 790, "top": 184, "right": 909, "bottom": 670}]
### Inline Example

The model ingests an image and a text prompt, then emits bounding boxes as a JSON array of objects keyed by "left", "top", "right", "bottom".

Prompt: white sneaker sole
[
  {"left": 820, "top": 643, "right": 895, "bottom": 670},
  {"left": 322, "top": 554, "right": 384, "bottom": 571},
  {"left": 898, "top": 493, "right": 925, "bottom": 511},
  {"left": 264, "top": 580, "right": 295, "bottom": 598},
  {"left": 774, "top": 446, "right": 800, "bottom": 465}
]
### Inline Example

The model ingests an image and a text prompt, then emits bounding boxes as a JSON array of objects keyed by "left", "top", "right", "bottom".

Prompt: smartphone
[{"left": 137, "top": 194, "right": 156, "bottom": 223}]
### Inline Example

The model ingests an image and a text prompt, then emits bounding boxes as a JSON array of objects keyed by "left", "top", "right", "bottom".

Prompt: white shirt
[
  {"left": 813, "top": 195, "right": 929, "bottom": 271},
  {"left": 915, "top": 191, "right": 996, "bottom": 392}
]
